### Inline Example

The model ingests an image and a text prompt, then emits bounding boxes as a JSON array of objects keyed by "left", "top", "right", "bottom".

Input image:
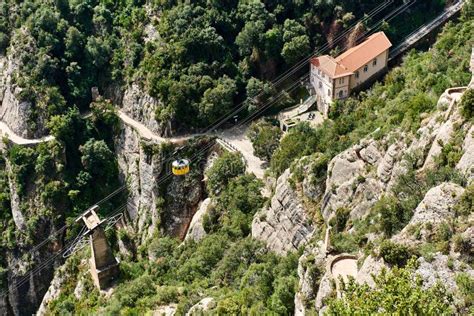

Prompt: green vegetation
[
  {"left": 0, "top": 0, "right": 472, "bottom": 314},
  {"left": 247, "top": 119, "right": 282, "bottom": 161},
  {"left": 206, "top": 151, "right": 246, "bottom": 195},
  {"left": 270, "top": 5, "right": 473, "bottom": 176},
  {"left": 460, "top": 88, "right": 474, "bottom": 120},
  {"left": 48, "top": 154, "right": 298, "bottom": 315},
  {"left": 379, "top": 240, "right": 414, "bottom": 267},
  {"left": 326, "top": 260, "right": 454, "bottom": 315}
]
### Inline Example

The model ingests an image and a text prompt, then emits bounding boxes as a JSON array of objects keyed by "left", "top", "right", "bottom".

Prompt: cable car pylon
[{"left": 76, "top": 205, "right": 120, "bottom": 290}]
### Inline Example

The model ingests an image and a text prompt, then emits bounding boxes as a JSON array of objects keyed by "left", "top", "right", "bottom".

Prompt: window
[
  {"left": 372, "top": 58, "right": 377, "bottom": 66},
  {"left": 338, "top": 90, "right": 344, "bottom": 98},
  {"left": 328, "top": 89, "right": 331, "bottom": 96},
  {"left": 339, "top": 78, "right": 344, "bottom": 84},
  {"left": 319, "top": 81, "right": 322, "bottom": 89},
  {"left": 322, "top": 73, "right": 325, "bottom": 79},
  {"left": 355, "top": 71, "right": 359, "bottom": 79},
  {"left": 363, "top": 65, "right": 368, "bottom": 72},
  {"left": 318, "top": 69, "right": 321, "bottom": 75}
]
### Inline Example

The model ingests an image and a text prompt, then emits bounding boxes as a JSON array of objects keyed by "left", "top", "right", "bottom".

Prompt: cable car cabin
[{"left": 172, "top": 159, "right": 190, "bottom": 176}]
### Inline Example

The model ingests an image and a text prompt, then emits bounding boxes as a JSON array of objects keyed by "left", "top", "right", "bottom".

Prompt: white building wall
[
  {"left": 334, "top": 75, "right": 351, "bottom": 100},
  {"left": 350, "top": 50, "right": 388, "bottom": 89},
  {"left": 310, "top": 64, "right": 333, "bottom": 116}
]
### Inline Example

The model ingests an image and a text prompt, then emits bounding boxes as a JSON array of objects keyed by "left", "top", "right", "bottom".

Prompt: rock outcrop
[
  {"left": 114, "top": 122, "right": 164, "bottom": 241},
  {"left": 456, "top": 125, "right": 474, "bottom": 183},
  {"left": 0, "top": 45, "right": 35, "bottom": 138},
  {"left": 185, "top": 198, "right": 211, "bottom": 242},
  {"left": 321, "top": 138, "right": 388, "bottom": 221},
  {"left": 294, "top": 241, "right": 327, "bottom": 315},
  {"left": 114, "top": 122, "right": 208, "bottom": 241},
  {"left": 252, "top": 169, "right": 314, "bottom": 254},
  {"left": 186, "top": 297, "right": 215, "bottom": 315},
  {"left": 416, "top": 253, "right": 474, "bottom": 307},
  {"left": 121, "top": 84, "right": 164, "bottom": 135},
  {"left": 394, "top": 182, "right": 465, "bottom": 243}
]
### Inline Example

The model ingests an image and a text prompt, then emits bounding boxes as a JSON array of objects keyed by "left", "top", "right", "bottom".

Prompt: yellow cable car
[{"left": 172, "top": 159, "right": 190, "bottom": 176}]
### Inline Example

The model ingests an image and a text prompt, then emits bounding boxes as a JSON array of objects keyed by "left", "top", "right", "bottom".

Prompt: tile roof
[{"left": 311, "top": 32, "right": 392, "bottom": 78}]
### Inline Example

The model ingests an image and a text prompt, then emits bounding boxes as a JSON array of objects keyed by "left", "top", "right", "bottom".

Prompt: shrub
[
  {"left": 460, "top": 89, "right": 474, "bottom": 120},
  {"left": 372, "top": 195, "right": 409, "bottom": 237},
  {"left": 331, "top": 232, "right": 358, "bottom": 254},
  {"left": 326, "top": 260, "right": 454, "bottom": 315},
  {"left": 247, "top": 120, "right": 282, "bottom": 161},
  {"left": 330, "top": 207, "right": 350, "bottom": 233},
  {"left": 206, "top": 152, "right": 245, "bottom": 196},
  {"left": 379, "top": 240, "right": 413, "bottom": 267}
]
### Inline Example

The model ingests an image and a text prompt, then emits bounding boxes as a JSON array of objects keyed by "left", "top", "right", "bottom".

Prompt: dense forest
[{"left": 1, "top": 0, "right": 446, "bottom": 132}]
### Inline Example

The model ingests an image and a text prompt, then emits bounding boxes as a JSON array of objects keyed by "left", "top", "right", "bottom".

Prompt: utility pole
[{"left": 77, "top": 206, "right": 119, "bottom": 290}]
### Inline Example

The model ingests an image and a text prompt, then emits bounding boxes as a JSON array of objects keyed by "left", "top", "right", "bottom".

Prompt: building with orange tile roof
[{"left": 310, "top": 32, "right": 392, "bottom": 116}]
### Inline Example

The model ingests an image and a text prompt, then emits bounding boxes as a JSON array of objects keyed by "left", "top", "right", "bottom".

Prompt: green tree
[
  {"left": 79, "top": 139, "right": 117, "bottom": 181},
  {"left": 247, "top": 120, "right": 282, "bottom": 161},
  {"left": 206, "top": 152, "right": 245, "bottom": 195},
  {"left": 326, "top": 260, "right": 454, "bottom": 315},
  {"left": 199, "top": 76, "right": 237, "bottom": 123},
  {"left": 460, "top": 89, "right": 474, "bottom": 120},
  {"left": 281, "top": 19, "right": 310, "bottom": 65}
]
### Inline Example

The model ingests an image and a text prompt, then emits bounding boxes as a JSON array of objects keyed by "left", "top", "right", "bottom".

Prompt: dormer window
[{"left": 363, "top": 65, "right": 368, "bottom": 72}]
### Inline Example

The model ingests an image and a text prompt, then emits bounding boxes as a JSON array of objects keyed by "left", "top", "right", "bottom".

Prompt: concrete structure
[
  {"left": 78, "top": 206, "right": 119, "bottom": 290},
  {"left": 310, "top": 32, "right": 392, "bottom": 116}
]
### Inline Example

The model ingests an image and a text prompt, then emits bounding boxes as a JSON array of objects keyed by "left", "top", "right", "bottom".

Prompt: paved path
[
  {"left": 218, "top": 126, "right": 266, "bottom": 179},
  {"left": 118, "top": 110, "right": 266, "bottom": 178},
  {"left": 0, "top": 121, "right": 54, "bottom": 145},
  {"left": 389, "top": 0, "right": 464, "bottom": 60}
]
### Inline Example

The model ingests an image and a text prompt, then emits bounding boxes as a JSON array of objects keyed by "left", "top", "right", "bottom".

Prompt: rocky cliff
[
  {"left": 291, "top": 83, "right": 474, "bottom": 314},
  {"left": 0, "top": 144, "right": 67, "bottom": 316},
  {"left": 114, "top": 121, "right": 212, "bottom": 242},
  {"left": 0, "top": 42, "right": 36, "bottom": 138},
  {"left": 252, "top": 169, "right": 315, "bottom": 255}
]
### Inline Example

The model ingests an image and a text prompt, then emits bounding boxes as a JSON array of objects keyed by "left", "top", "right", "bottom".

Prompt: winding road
[
  {"left": 0, "top": 108, "right": 266, "bottom": 178},
  {"left": 0, "top": 121, "right": 54, "bottom": 145}
]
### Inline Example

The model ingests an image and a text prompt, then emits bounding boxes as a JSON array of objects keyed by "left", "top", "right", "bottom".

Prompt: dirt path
[
  {"left": 0, "top": 121, "right": 54, "bottom": 145},
  {"left": 218, "top": 126, "right": 266, "bottom": 179},
  {"left": 0, "top": 109, "right": 267, "bottom": 180}
]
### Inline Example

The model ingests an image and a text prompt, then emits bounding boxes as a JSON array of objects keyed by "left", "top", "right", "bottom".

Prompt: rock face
[
  {"left": 416, "top": 253, "right": 474, "bottom": 306},
  {"left": 114, "top": 122, "right": 164, "bottom": 241},
  {"left": 294, "top": 241, "right": 327, "bottom": 315},
  {"left": 0, "top": 48, "right": 36, "bottom": 138},
  {"left": 456, "top": 125, "right": 474, "bottom": 183},
  {"left": 185, "top": 198, "right": 211, "bottom": 242},
  {"left": 355, "top": 255, "right": 387, "bottom": 287},
  {"left": 395, "top": 182, "right": 464, "bottom": 242},
  {"left": 321, "top": 139, "right": 388, "bottom": 221},
  {"left": 186, "top": 297, "right": 215, "bottom": 315},
  {"left": 114, "top": 122, "right": 207, "bottom": 241},
  {"left": 121, "top": 83, "right": 164, "bottom": 135},
  {"left": 252, "top": 169, "right": 314, "bottom": 254},
  {"left": 163, "top": 174, "right": 203, "bottom": 239},
  {"left": 0, "top": 148, "right": 65, "bottom": 316},
  {"left": 37, "top": 263, "right": 70, "bottom": 316},
  {"left": 319, "top": 85, "right": 471, "bottom": 222}
]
